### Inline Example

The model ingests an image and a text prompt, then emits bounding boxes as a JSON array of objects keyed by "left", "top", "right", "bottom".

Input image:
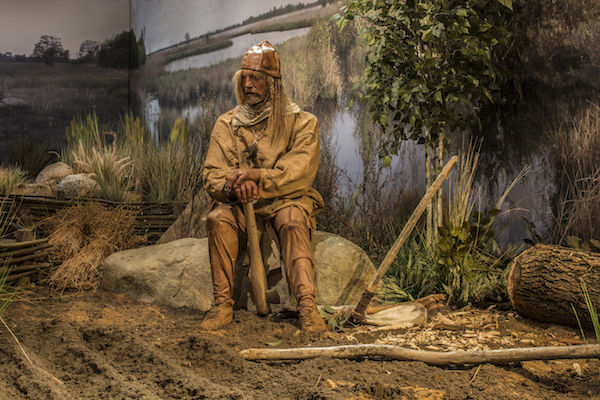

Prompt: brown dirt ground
[{"left": 0, "top": 286, "right": 599, "bottom": 400}]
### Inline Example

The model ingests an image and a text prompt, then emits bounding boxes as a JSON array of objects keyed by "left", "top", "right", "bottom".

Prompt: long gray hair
[{"left": 232, "top": 70, "right": 290, "bottom": 137}]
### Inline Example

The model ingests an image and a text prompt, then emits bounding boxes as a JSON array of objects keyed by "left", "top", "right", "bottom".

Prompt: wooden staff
[
  {"left": 240, "top": 343, "right": 600, "bottom": 365},
  {"left": 243, "top": 201, "right": 271, "bottom": 316},
  {"left": 351, "top": 155, "right": 458, "bottom": 322}
]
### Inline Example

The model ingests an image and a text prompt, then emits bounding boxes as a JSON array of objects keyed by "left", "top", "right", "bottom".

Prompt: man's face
[{"left": 242, "top": 70, "right": 268, "bottom": 105}]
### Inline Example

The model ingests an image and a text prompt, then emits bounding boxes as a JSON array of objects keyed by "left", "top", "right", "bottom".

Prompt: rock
[
  {"left": 0, "top": 97, "right": 30, "bottom": 108},
  {"left": 56, "top": 173, "right": 99, "bottom": 198},
  {"left": 103, "top": 238, "right": 213, "bottom": 311},
  {"left": 102, "top": 231, "right": 377, "bottom": 311},
  {"left": 35, "top": 162, "right": 73, "bottom": 187},
  {"left": 310, "top": 231, "right": 377, "bottom": 306}
]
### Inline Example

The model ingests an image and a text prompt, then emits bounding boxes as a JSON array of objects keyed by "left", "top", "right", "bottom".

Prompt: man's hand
[
  {"left": 224, "top": 168, "right": 260, "bottom": 203},
  {"left": 224, "top": 169, "right": 244, "bottom": 193}
]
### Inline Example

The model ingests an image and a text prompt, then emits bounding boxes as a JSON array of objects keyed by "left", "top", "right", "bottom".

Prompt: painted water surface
[{"left": 165, "top": 28, "right": 311, "bottom": 72}]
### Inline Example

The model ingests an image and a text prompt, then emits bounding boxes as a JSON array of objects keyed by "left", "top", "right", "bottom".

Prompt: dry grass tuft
[
  {"left": 550, "top": 102, "right": 600, "bottom": 243},
  {"left": 44, "top": 203, "right": 144, "bottom": 291},
  {"left": 0, "top": 166, "right": 27, "bottom": 195}
]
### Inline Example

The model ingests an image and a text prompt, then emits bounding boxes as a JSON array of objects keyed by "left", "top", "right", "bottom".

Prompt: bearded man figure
[{"left": 199, "top": 41, "right": 327, "bottom": 333}]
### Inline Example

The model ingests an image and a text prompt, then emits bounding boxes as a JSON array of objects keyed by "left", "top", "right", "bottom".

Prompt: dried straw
[{"left": 44, "top": 203, "right": 144, "bottom": 291}]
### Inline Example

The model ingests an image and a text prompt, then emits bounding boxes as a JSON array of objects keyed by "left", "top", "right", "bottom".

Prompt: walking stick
[
  {"left": 350, "top": 155, "right": 458, "bottom": 322},
  {"left": 243, "top": 201, "right": 271, "bottom": 316}
]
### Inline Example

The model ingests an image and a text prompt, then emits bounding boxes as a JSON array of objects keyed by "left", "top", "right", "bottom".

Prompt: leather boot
[
  {"left": 199, "top": 303, "right": 233, "bottom": 330},
  {"left": 298, "top": 305, "right": 327, "bottom": 334}
]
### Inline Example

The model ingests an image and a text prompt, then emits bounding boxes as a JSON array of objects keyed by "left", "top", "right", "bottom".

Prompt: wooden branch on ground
[
  {"left": 240, "top": 344, "right": 600, "bottom": 365},
  {"left": 1, "top": 263, "right": 52, "bottom": 275},
  {"left": 0, "top": 239, "right": 48, "bottom": 250},
  {"left": 0, "top": 251, "right": 50, "bottom": 265},
  {"left": 0, "top": 243, "right": 51, "bottom": 259}
]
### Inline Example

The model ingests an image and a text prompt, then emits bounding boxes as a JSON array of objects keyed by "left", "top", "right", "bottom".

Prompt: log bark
[
  {"left": 240, "top": 344, "right": 600, "bottom": 365},
  {"left": 507, "top": 244, "right": 600, "bottom": 328}
]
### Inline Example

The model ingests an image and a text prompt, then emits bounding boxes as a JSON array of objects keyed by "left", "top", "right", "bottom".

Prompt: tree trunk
[
  {"left": 507, "top": 244, "right": 600, "bottom": 329},
  {"left": 436, "top": 131, "right": 444, "bottom": 232},
  {"left": 425, "top": 145, "right": 433, "bottom": 246}
]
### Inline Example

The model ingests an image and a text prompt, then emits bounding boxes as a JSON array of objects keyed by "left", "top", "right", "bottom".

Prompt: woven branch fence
[{"left": 0, "top": 195, "right": 185, "bottom": 282}]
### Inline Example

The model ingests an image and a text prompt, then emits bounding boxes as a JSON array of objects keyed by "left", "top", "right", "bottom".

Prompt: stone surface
[
  {"left": 102, "top": 231, "right": 377, "bottom": 311},
  {"left": 103, "top": 238, "right": 213, "bottom": 311},
  {"left": 57, "top": 173, "right": 99, "bottom": 198},
  {"left": 35, "top": 162, "right": 73, "bottom": 187},
  {"left": 311, "top": 231, "right": 377, "bottom": 306}
]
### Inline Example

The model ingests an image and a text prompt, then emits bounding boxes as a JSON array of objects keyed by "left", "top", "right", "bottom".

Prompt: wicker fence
[{"left": 0, "top": 195, "right": 184, "bottom": 283}]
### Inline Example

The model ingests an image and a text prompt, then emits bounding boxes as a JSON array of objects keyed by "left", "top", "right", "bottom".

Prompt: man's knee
[
  {"left": 207, "top": 207, "right": 234, "bottom": 232},
  {"left": 276, "top": 207, "right": 307, "bottom": 235}
]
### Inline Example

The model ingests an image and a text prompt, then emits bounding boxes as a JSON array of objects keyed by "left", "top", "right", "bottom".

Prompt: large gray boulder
[
  {"left": 103, "top": 238, "right": 212, "bottom": 311},
  {"left": 311, "top": 231, "right": 376, "bottom": 306},
  {"left": 102, "top": 232, "right": 376, "bottom": 312}
]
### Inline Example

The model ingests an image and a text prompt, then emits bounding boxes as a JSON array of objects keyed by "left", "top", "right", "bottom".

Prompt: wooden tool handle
[
  {"left": 243, "top": 201, "right": 271, "bottom": 316},
  {"left": 351, "top": 155, "right": 458, "bottom": 322}
]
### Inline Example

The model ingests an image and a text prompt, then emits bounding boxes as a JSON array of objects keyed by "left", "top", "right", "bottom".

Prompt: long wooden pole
[
  {"left": 243, "top": 201, "right": 271, "bottom": 316},
  {"left": 351, "top": 155, "right": 458, "bottom": 322},
  {"left": 240, "top": 344, "right": 600, "bottom": 365}
]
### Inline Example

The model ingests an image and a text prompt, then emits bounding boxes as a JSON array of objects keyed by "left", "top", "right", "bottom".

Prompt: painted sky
[
  {"left": 0, "top": 0, "right": 129, "bottom": 57},
  {"left": 132, "top": 0, "right": 306, "bottom": 53}
]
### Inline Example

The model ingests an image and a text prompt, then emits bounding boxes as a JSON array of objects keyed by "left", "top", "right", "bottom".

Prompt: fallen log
[
  {"left": 507, "top": 244, "right": 600, "bottom": 328},
  {"left": 240, "top": 344, "right": 600, "bottom": 365}
]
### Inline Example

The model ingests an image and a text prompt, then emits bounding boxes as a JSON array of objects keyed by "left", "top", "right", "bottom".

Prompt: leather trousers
[{"left": 206, "top": 204, "right": 316, "bottom": 311}]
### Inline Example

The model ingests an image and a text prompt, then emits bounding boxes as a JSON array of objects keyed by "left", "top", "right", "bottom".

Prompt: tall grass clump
[
  {"left": 131, "top": 118, "right": 202, "bottom": 202},
  {"left": 550, "top": 102, "right": 600, "bottom": 244},
  {"left": 433, "top": 140, "right": 525, "bottom": 306},
  {"left": 65, "top": 114, "right": 133, "bottom": 201},
  {"left": 63, "top": 105, "right": 216, "bottom": 203},
  {"left": 9, "top": 138, "right": 57, "bottom": 179},
  {"left": 572, "top": 279, "right": 600, "bottom": 344},
  {"left": 0, "top": 166, "right": 27, "bottom": 195}
]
